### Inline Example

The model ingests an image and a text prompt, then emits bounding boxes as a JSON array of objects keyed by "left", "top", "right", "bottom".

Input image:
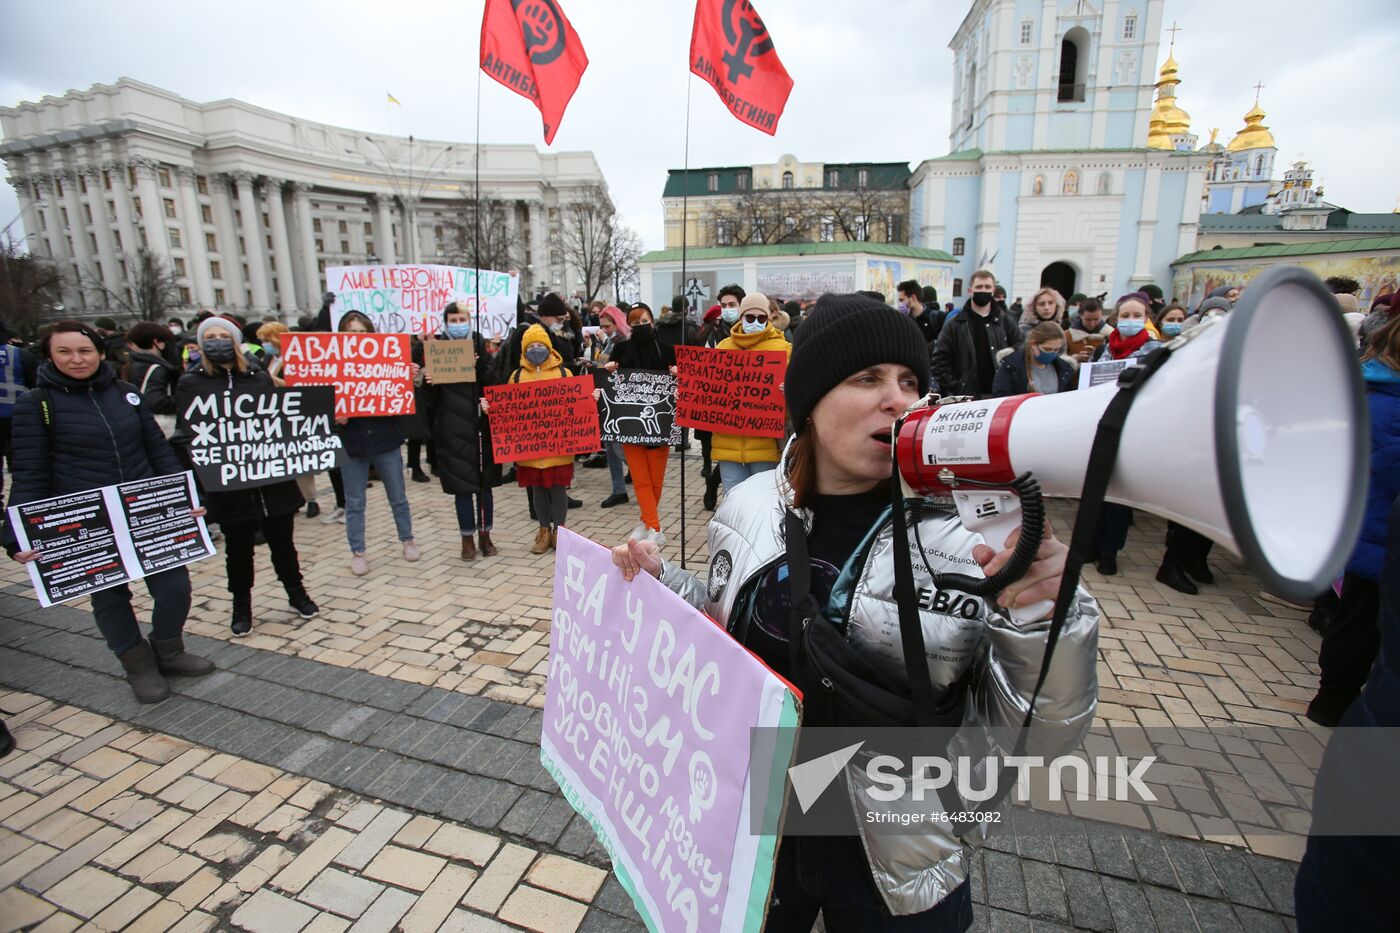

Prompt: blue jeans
[
  {"left": 455, "top": 489, "right": 494, "bottom": 535},
  {"left": 718, "top": 459, "right": 777, "bottom": 495},
  {"left": 342, "top": 448, "right": 414, "bottom": 554},
  {"left": 605, "top": 441, "right": 627, "bottom": 496},
  {"left": 90, "top": 566, "right": 192, "bottom": 656}
]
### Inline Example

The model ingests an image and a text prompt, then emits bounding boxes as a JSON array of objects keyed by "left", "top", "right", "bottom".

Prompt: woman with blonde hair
[
  {"left": 170, "top": 317, "right": 318, "bottom": 636},
  {"left": 991, "top": 321, "right": 1075, "bottom": 397},
  {"left": 1018, "top": 287, "right": 1067, "bottom": 336}
]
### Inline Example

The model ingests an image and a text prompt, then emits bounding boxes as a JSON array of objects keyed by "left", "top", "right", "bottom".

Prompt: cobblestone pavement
[{"left": 0, "top": 453, "right": 1326, "bottom": 930}]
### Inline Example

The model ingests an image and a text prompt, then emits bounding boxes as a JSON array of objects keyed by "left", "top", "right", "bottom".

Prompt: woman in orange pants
[{"left": 602, "top": 303, "right": 675, "bottom": 546}]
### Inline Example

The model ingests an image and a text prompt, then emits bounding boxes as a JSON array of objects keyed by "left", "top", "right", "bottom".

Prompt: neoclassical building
[{"left": 0, "top": 79, "right": 609, "bottom": 319}]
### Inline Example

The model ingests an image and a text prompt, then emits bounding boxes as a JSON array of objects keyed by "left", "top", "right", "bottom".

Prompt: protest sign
[
  {"left": 180, "top": 386, "right": 342, "bottom": 491},
  {"left": 596, "top": 370, "right": 679, "bottom": 446},
  {"left": 485, "top": 375, "right": 600, "bottom": 463},
  {"left": 8, "top": 472, "right": 214, "bottom": 608},
  {"left": 543, "top": 529, "right": 800, "bottom": 933},
  {"left": 326, "top": 264, "right": 519, "bottom": 340},
  {"left": 280, "top": 333, "right": 415, "bottom": 419},
  {"left": 1077, "top": 357, "right": 1140, "bottom": 390},
  {"left": 674, "top": 346, "right": 787, "bottom": 438},
  {"left": 424, "top": 339, "right": 477, "bottom": 384}
]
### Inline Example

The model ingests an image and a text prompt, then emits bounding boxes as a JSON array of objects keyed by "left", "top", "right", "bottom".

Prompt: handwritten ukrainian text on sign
[
  {"left": 542, "top": 530, "right": 799, "bottom": 933},
  {"left": 425, "top": 339, "right": 478, "bottom": 384},
  {"left": 484, "top": 375, "right": 600, "bottom": 463},
  {"left": 8, "top": 472, "right": 214, "bottom": 608},
  {"left": 326, "top": 264, "right": 519, "bottom": 339},
  {"left": 674, "top": 346, "right": 787, "bottom": 438},
  {"left": 597, "top": 370, "right": 679, "bottom": 446},
  {"left": 280, "top": 333, "right": 415, "bottom": 419},
  {"left": 180, "top": 386, "right": 342, "bottom": 491}
]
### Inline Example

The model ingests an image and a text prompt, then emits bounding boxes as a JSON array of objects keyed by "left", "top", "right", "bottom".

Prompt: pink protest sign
[{"left": 542, "top": 529, "right": 800, "bottom": 933}]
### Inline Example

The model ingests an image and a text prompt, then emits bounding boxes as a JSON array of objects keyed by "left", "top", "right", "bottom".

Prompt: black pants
[
  {"left": 1093, "top": 503, "right": 1134, "bottom": 555},
  {"left": 407, "top": 439, "right": 436, "bottom": 471},
  {"left": 328, "top": 467, "right": 346, "bottom": 508},
  {"left": 1313, "top": 573, "right": 1381, "bottom": 713},
  {"left": 222, "top": 513, "right": 302, "bottom": 595},
  {"left": 1163, "top": 521, "right": 1213, "bottom": 567},
  {"left": 697, "top": 429, "right": 712, "bottom": 467}
]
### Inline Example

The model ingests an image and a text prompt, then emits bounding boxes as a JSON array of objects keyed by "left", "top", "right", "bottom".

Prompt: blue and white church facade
[{"left": 910, "top": 0, "right": 1212, "bottom": 302}]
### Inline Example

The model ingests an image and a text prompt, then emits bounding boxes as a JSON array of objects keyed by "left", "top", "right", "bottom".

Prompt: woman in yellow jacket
[
  {"left": 500, "top": 323, "right": 576, "bottom": 554},
  {"left": 712, "top": 293, "right": 792, "bottom": 495}
]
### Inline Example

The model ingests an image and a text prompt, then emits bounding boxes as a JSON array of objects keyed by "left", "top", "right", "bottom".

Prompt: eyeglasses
[{"left": 742, "top": 314, "right": 767, "bottom": 324}]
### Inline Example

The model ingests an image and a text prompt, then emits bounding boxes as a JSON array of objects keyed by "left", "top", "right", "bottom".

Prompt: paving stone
[
  {"left": 399, "top": 863, "right": 478, "bottom": 933},
  {"left": 1085, "top": 832, "right": 1136, "bottom": 881},
  {"left": 527, "top": 854, "right": 608, "bottom": 902},
  {"left": 1165, "top": 838, "right": 1226, "bottom": 899},
  {"left": 0, "top": 887, "right": 57, "bottom": 930},
  {"left": 1188, "top": 894, "right": 1248, "bottom": 932},
  {"left": 272, "top": 826, "right": 356, "bottom": 894},
  {"left": 1099, "top": 875, "right": 1156, "bottom": 932},
  {"left": 362, "top": 844, "right": 447, "bottom": 892},
  {"left": 334, "top": 808, "right": 413, "bottom": 871},
  {"left": 1018, "top": 859, "right": 1068, "bottom": 923},
  {"left": 1143, "top": 884, "right": 1204, "bottom": 932},
  {"left": 89, "top": 885, "right": 162, "bottom": 932},
  {"left": 425, "top": 823, "right": 502, "bottom": 867},
  {"left": 1206, "top": 850, "right": 1274, "bottom": 911},
  {"left": 1248, "top": 856, "right": 1299, "bottom": 915},
  {"left": 577, "top": 911, "right": 647, "bottom": 933},
  {"left": 43, "top": 865, "right": 131, "bottom": 919},
  {"left": 231, "top": 888, "right": 320, "bottom": 933},
  {"left": 1059, "top": 867, "right": 1114, "bottom": 932},
  {"left": 499, "top": 884, "right": 590, "bottom": 933},
  {"left": 982, "top": 849, "right": 1028, "bottom": 914},
  {"left": 463, "top": 843, "right": 537, "bottom": 914},
  {"left": 299, "top": 867, "right": 386, "bottom": 919},
  {"left": 346, "top": 887, "right": 417, "bottom": 933}
]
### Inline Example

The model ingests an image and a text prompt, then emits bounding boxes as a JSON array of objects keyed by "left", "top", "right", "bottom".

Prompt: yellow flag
[{"left": 386, "top": 92, "right": 401, "bottom": 106}]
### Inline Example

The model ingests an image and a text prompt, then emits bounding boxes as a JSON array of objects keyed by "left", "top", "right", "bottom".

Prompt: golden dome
[
  {"left": 1227, "top": 102, "right": 1276, "bottom": 151},
  {"left": 1147, "top": 53, "right": 1192, "bottom": 150}
]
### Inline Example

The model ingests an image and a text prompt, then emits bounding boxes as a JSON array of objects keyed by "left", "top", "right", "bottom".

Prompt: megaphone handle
[{"left": 951, "top": 490, "right": 1056, "bottom": 625}]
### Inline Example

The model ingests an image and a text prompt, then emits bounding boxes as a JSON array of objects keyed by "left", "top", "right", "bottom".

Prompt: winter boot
[
  {"left": 150, "top": 635, "right": 216, "bottom": 677},
  {"left": 531, "top": 527, "right": 551, "bottom": 555},
  {"left": 1183, "top": 556, "right": 1215, "bottom": 585},
  {"left": 231, "top": 593, "right": 253, "bottom": 637},
  {"left": 119, "top": 642, "right": 171, "bottom": 704},
  {"left": 286, "top": 585, "right": 319, "bottom": 618},
  {"left": 461, "top": 536, "right": 478, "bottom": 561},
  {"left": 479, "top": 532, "right": 498, "bottom": 557},
  {"left": 1155, "top": 562, "right": 1198, "bottom": 596},
  {"left": 550, "top": 527, "right": 559, "bottom": 550},
  {"left": 410, "top": 467, "right": 430, "bottom": 483},
  {"left": 0, "top": 721, "right": 14, "bottom": 758}
]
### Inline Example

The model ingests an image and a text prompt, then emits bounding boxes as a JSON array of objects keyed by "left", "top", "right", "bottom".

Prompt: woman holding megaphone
[{"left": 612, "top": 294, "right": 1100, "bottom": 930}]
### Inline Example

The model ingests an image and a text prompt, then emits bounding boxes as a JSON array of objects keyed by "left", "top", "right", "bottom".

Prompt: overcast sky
[{"left": 3, "top": 0, "right": 1398, "bottom": 252}]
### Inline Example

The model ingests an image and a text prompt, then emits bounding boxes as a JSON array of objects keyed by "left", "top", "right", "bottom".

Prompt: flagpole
[
  {"left": 474, "top": 67, "right": 483, "bottom": 340},
  {"left": 678, "top": 73, "right": 693, "bottom": 571}
]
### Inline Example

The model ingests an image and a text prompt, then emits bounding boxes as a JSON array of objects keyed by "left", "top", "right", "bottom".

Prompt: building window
[
  {"left": 953, "top": 278, "right": 964, "bottom": 298},
  {"left": 784, "top": 215, "right": 798, "bottom": 236},
  {"left": 782, "top": 171, "right": 794, "bottom": 189},
  {"left": 316, "top": 238, "right": 324, "bottom": 252},
  {"left": 364, "top": 222, "right": 373, "bottom": 234},
  {"left": 262, "top": 213, "right": 269, "bottom": 227},
  {"left": 106, "top": 200, "right": 115, "bottom": 218},
  {"left": 210, "top": 261, "right": 221, "bottom": 279},
  {"left": 114, "top": 231, "right": 122, "bottom": 251},
  {"left": 214, "top": 287, "right": 225, "bottom": 305},
  {"left": 827, "top": 169, "right": 840, "bottom": 187},
  {"left": 952, "top": 237, "right": 965, "bottom": 256},
  {"left": 706, "top": 172, "right": 719, "bottom": 192},
  {"left": 102, "top": 170, "right": 112, "bottom": 190},
  {"left": 128, "top": 166, "right": 137, "bottom": 187},
  {"left": 1123, "top": 13, "right": 1137, "bottom": 40},
  {"left": 60, "top": 207, "right": 69, "bottom": 227},
  {"left": 819, "top": 216, "right": 835, "bottom": 242},
  {"left": 715, "top": 219, "right": 734, "bottom": 246},
  {"left": 196, "top": 175, "right": 208, "bottom": 195},
  {"left": 266, "top": 235, "right": 273, "bottom": 249},
  {"left": 158, "top": 168, "right": 172, "bottom": 188},
  {"left": 1033, "top": 175, "right": 1045, "bottom": 196},
  {"left": 1021, "top": 18, "right": 1034, "bottom": 44},
  {"left": 169, "top": 228, "right": 181, "bottom": 248},
  {"left": 737, "top": 172, "right": 749, "bottom": 190},
  {"left": 173, "top": 257, "right": 187, "bottom": 276},
  {"left": 37, "top": 211, "right": 46, "bottom": 231},
  {"left": 313, "top": 218, "right": 322, "bottom": 233},
  {"left": 89, "top": 233, "right": 98, "bottom": 251},
  {"left": 179, "top": 286, "right": 191, "bottom": 304},
  {"left": 201, "top": 205, "right": 213, "bottom": 224},
  {"left": 884, "top": 215, "right": 901, "bottom": 242},
  {"left": 338, "top": 220, "right": 348, "bottom": 234},
  {"left": 163, "top": 198, "right": 177, "bottom": 219},
  {"left": 55, "top": 178, "right": 63, "bottom": 197},
  {"left": 206, "top": 232, "right": 217, "bottom": 251},
  {"left": 341, "top": 240, "right": 349, "bottom": 253},
  {"left": 366, "top": 241, "right": 375, "bottom": 255},
  {"left": 1058, "top": 28, "right": 1089, "bottom": 102},
  {"left": 857, "top": 168, "right": 869, "bottom": 187},
  {"left": 83, "top": 205, "right": 93, "bottom": 224},
  {"left": 1063, "top": 170, "right": 1080, "bottom": 195},
  {"left": 853, "top": 214, "right": 868, "bottom": 241},
  {"left": 1097, "top": 172, "right": 1112, "bottom": 195},
  {"left": 140, "top": 229, "right": 148, "bottom": 249}
]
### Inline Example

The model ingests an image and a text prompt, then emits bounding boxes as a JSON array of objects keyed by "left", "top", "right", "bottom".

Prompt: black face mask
[
  {"left": 971, "top": 291, "right": 993, "bottom": 308},
  {"left": 631, "top": 323, "right": 654, "bottom": 341},
  {"left": 203, "top": 338, "right": 236, "bottom": 364}
]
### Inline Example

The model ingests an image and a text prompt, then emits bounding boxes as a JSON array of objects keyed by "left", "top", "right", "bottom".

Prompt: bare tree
[
  {"left": 704, "top": 188, "right": 825, "bottom": 247},
  {"left": 816, "top": 184, "right": 910, "bottom": 244},
  {"left": 442, "top": 195, "right": 522, "bottom": 272},
  {"left": 79, "top": 249, "right": 182, "bottom": 323},
  {"left": 609, "top": 226, "right": 643, "bottom": 303},
  {"left": 557, "top": 185, "right": 620, "bottom": 304},
  {"left": 0, "top": 236, "right": 63, "bottom": 335}
]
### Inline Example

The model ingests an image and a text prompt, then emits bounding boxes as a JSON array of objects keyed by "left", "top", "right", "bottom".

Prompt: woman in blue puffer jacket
[
  {"left": 2, "top": 321, "right": 214, "bottom": 704},
  {"left": 1307, "top": 313, "right": 1400, "bottom": 727}
]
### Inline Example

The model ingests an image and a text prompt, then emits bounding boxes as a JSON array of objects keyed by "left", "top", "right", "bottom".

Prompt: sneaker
[
  {"left": 628, "top": 523, "right": 647, "bottom": 541},
  {"left": 350, "top": 552, "right": 369, "bottom": 576},
  {"left": 305, "top": 501, "right": 321, "bottom": 519},
  {"left": 322, "top": 506, "right": 346, "bottom": 524},
  {"left": 403, "top": 540, "right": 421, "bottom": 562},
  {"left": 600, "top": 492, "right": 629, "bottom": 508},
  {"left": 410, "top": 468, "right": 430, "bottom": 483},
  {"left": 287, "top": 587, "right": 319, "bottom": 618},
  {"left": 643, "top": 528, "right": 666, "bottom": 548}
]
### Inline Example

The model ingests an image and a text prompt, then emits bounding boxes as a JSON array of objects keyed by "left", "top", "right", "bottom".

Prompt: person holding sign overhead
[
  {"left": 602, "top": 303, "right": 676, "bottom": 545},
  {"left": 499, "top": 323, "right": 575, "bottom": 555},
  {"left": 336, "top": 312, "right": 421, "bottom": 576},
  {"left": 3, "top": 321, "right": 215, "bottom": 704},
  {"left": 612, "top": 293, "right": 1098, "bottom": 930},
  {"left": 711, "top": 292, "right": 792, "bottom": 497},
  {"left": 170, "top": 318, "right": 319, "bottom": 637}
]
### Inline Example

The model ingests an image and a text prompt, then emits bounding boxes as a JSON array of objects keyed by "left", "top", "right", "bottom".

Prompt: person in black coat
[
  {"left": 428, "top": 302, "right": 500, "bottom": 560},
  {"left": 3, "top": 321, "right": 214, "bottom": 703},
  {"left": 124, "top": 322, "right": 180, "bottom": 421},
  {"left": 990, "top": 322, "right": 1076, "bottom": 397},
  {"left": 170, "top": 317, "right": 318, "bottom": 637},
  {"left": 931, "top": 273, "right": 1022, "bottom": 398}
]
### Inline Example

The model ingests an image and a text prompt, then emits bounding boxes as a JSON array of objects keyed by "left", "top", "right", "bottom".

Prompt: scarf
[{"left": 1107, "top": 327, "right": 1152, "bottom": 360}]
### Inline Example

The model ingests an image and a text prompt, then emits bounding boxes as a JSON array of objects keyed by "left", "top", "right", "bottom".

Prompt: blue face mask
[
  {"left": 741, "top": 320, "right": 767, "bottom": 335},
  {"left": 1035, "top": 348, "right": 1060, "bottom": 364},
  {"left": 1116, "top": 319, "right": 1145, "bottom": 338},
  {"left": 265, "top": 342, "right": 280, "bottom": 358},
  {"left": 445, "top": 322, "right": 473, "bottom": 339},
  {"left": 1161, "top": 322, "right": 1183, "bottom": 337},
  {"left": 720, "top": 307, "right": 740, "bottom": 324}
]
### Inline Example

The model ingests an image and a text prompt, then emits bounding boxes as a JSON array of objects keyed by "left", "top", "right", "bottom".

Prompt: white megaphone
[{"left": 895, "top": 265, "right": 1368, "bottom": 603}]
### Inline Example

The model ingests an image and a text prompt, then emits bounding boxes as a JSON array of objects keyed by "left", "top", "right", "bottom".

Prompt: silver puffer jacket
[{"left": 659, "top": 468, "right": 1099, "bottom": 916}]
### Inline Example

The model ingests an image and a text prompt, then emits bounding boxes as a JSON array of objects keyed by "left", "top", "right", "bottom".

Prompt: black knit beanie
[
  {"left": 787, "top": 293, "right": 931, "bottom": 432},
  {"left": 537, "top": 292, "right": 568, "bottom": 318}
]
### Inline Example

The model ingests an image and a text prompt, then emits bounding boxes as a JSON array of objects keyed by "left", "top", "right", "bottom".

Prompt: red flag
[
  {"left": 480, "top": 0, "right": 589, "bottom": 145},
  {"left": 690, "top": 0, "right": 794, "bottom": 135}
]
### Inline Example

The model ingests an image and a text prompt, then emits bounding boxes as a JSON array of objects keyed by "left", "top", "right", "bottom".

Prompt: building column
[
  {"left": 7, "top": 173, "right": 43, "bottom": 255},
  {"left": 130, "top": 158, "right": 171, "bottom": 265},
  {"left": 291, "top": 183, "right": 320, "bottom": 308},
  {"left": 373, "top": 195, "right": 396, "bottom": 265},
  {"left": 232, "top": 172, "right": 271, "bottom": 313},
  {"left": 104, "top": 160, "right": 139, "bottom": 266},
  {"left": 403, "top": 199, "right": 421, "bottom": 264},
  {"left": 209, "top": 175, "right": 246, "bottom": 312},
  {"left": 57, "top": 166, "right": 97, "bottom": 310},
  {"left": 263, "top": 177, "right": 298, "bottom": 314},
  {"left": 176, "top": 167, "right": 215, "bottom": 308},
  {"left": 82, "top": 165, "right": 123, "bottom": 305},
  {"left": 1130, "top": 163, "right": 1162, "bottom": 286},
  {"left": 34, "top": 174, "right": 69, "bottom": 266},
  {"left": 526, "top": 200, "right": 547, "bottom": 297}
]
